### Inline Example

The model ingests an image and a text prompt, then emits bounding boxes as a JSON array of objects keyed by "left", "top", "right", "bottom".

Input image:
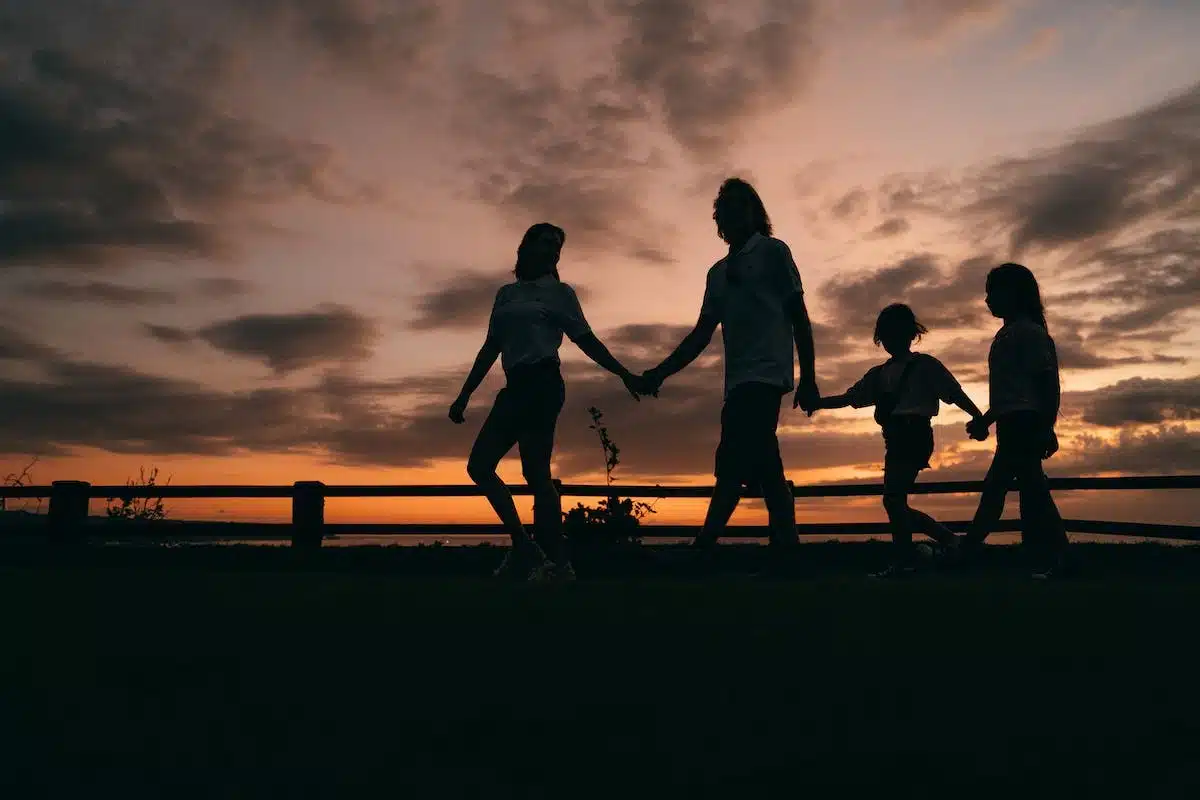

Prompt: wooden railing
[{"left": 1, "top": 474, "right": 1197, "bottom": 548}]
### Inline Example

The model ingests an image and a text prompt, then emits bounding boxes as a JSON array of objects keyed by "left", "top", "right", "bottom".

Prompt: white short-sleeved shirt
[
  {"left": 699, "top": 233, "right": 804, "bottom": 396},
  {"left": 988, "top": 319, "right": 1059, "bottom": 416},
  {"left": 845, "top": 352, "right": 964, "bottom": 419},
  {"left": 487, "top": 274, "right": 592, "bottom": 373}
]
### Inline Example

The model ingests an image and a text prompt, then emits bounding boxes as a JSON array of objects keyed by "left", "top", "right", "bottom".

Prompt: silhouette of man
[{"left": 644, "top": 178, "right": 819, "bottom": 557}]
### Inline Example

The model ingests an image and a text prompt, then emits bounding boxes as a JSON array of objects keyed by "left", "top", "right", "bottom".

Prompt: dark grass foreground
[{"left": 2, "top": 543, "right": 1200, "bottom": 798}]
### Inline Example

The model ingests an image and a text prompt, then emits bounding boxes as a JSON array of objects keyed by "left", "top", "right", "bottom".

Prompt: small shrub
[
  {"left": 106, "top": 466, "right": 171, "bottom": 522},
  {"left": 1, "top": 456, "right": 42, "bottom": 515},
  {"left": 562, "top": 407, "right": 659, "bottom": 550}
]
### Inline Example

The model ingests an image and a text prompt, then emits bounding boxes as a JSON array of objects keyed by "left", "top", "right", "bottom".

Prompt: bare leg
[
  {"left": 695, "top": 479, "right": 741, "bottom": 547},
  {"left": 467, "top": 392, "right": 534, "bottom": 550}
]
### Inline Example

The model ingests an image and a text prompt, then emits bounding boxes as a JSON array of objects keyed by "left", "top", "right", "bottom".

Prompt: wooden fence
[{"left": 1, "top": 474, "right": 1197, "bottom": 548}]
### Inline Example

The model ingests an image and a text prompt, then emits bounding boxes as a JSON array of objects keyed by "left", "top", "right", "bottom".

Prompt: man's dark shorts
[{"left": 714, "top": 381, "right": 786, "bottom": 487}]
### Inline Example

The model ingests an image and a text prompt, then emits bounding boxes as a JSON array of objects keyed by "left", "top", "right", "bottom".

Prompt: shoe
[
  {"left": 869, "top": 563, "right": 915, "bottom": 580},
  {"left": 530, "top": 560, "right": 576, "bottom": 582}
]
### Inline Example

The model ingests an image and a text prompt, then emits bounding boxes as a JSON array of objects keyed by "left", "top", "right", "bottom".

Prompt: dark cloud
[
  {"left": 144, "top": 324, "right": 193, "bottom": 345},
  {"left": 193, "top": 277, "right": 254, "bottom": 299},
  {"left": 17, "top": 280, "right": 176, "bottom": 307},
  {"left": 830, "top": 188, "right": 869, "bottom": 220},
  {"left": 1067, "top": 376, "right": 1200, "bottom": 428},
  {"left": 1061, "top": 425, "right": 1200, "bottom": 475},
  {"left": 0, "top": 324, "right": 59, "bottom": 362},
  {"left": 821, "top": 253, "right": 993, "bottom": 333},
  {"left": 233, "top": 0, "right": 441, "bottom": 79},
  {"left": 947, "top": 81, "right": 1198, "bottom": 255},
  {"left": 867, "top": 217, "right": 911, "bottom": 238},
  {"left": 610, "top": 0, "right": 820, "bottom": 157},
  {"left": 196, "top": 305, "right": 380, "bottom": 374},
  {"left": 0, "top": 7, "right": 360, "bottom": 269}
]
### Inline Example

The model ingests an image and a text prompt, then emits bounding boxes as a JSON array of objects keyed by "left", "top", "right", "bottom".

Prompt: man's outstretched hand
[{"left": 793, "top": 376, "right": 820, "bottom": 415}]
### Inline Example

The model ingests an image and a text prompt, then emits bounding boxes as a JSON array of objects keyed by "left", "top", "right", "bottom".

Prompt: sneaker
[
  {"left": 530, "top": 560, "right": 576, "bottom": 582},
  {"left": 869, "top": 563, "right": 915, "bottom": 580}
]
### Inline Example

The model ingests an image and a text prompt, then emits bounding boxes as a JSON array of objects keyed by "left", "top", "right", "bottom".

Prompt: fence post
[
  {"left": 48, "top": 481, "right": 91, "bottom": 544},
  {"left": 292, "top": 481, "right": 325, "bottom": 549}
]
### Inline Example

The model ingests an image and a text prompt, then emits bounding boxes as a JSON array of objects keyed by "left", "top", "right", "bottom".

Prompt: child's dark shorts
[{"left": 881, "top": 415, "right": 935, "bottom": 477}]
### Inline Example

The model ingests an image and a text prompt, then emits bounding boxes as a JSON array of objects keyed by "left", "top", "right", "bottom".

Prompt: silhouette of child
[
  {"left": 812, "top": 304, "right": 983, "bottom": 578},
  {"left": 961, "top": 263, "right": 1071, "bottom": 578}
]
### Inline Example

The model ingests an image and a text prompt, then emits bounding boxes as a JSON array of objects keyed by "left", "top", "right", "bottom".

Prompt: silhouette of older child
[
  {"left": 812, "top": 304, "right": 984, "bottom": 578},
  {"left": 961, "top": 263, "right": 1071, "bottom": 579}
]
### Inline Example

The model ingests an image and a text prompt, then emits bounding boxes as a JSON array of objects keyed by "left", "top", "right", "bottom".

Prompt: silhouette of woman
[
  {"left": 449, "top": 223, "right": 643, "bottom": 581},
  {"left": 961, "top": 263, "right": 1071, "bottom": 578}
]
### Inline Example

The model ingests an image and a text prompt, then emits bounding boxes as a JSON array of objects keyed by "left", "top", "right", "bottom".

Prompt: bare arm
[
  {"left": 787, "top": 293, "right": 817, "bottom": 385},
  {"left": 450, "top": 336, "right": 501, "bottom": 422},
  {"left": 814, "top": 392, "right": 852, "bottom": 411},
  {"left": 947, "top": 386, "right": 984, "bottom": 421},
  {"left": 1033, "top": 370, "right": 1060, "bottom": 428},
  {"left": 648, "top": 313, "right": 719, "bottom": 384},
  {"left": 573, "top": 332, "right": 633, "bottom": 380}
]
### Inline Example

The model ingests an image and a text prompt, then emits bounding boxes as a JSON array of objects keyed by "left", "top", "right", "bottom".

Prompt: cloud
[
  {"left": 0, "top": 8, "right": 361, "bottom": 269},
  {"left": 451, "top": 1, "right": 821, "bottom": 262},
  {"left": 1067, "top": 376, "right": 1200, "bottom": 428},
  {"left": 144, "top": 324, "right": 193, "bottom": 345},
  {"left": 232, "top": 0, "right": 442, "bottom": 80},
  {"left": 866, "top": 217, "right": 911, "bottom": 239},
  {"left": 820, "top": 253, "right": 994, "bottom": 333},
  {"left": 17, "top": 280, "right": 176, "bottom": 307},
  {"left": 1015, "top": 26, "right": 1061, "bottom": 64},
  {"left": 897, "top": 0, "right": 1016, "bottom": 43},
  {"left": 1062, "top": 424, "right": 1200, "bottom": 475},
  {"left": 196, "top": 305, "right": 381, "bottom": 374},
  {"left": 0, "top": 324, "right": 59, "bottom": 362},
  {"left": 956, "top": 81, "right": 1200, "bottom": 256},
  {"left": 830, "top": 188, "right": 869, "bottom": 220}
]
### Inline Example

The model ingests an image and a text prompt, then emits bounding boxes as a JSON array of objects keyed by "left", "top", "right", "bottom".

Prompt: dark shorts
[
  {"left": 882, "top": 416, "right": 934, "bottom": 478},
  {"left": 470, "top": 359, "right": 565, "bottom": 483},
  {"left": 714, "top": 382, "right": 786, "bottom": 487}
]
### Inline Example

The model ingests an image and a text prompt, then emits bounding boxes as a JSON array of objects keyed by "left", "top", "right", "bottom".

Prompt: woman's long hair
[
  {"left": 513, "top": 222, "right": 566, "bottom": 281},
  {"left": 713, "top": 178, "right": 772, "bottom": 240},
  {"left": 988, "top": 262, "right": 1048, "bottom": 330}
]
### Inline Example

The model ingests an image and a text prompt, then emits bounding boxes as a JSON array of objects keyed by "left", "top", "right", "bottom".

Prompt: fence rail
[{"left": 2, "top": 474, "right": 1197, "bottom": 548}]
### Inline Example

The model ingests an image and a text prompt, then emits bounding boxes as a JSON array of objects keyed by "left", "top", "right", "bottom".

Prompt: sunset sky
[{"left": 1, "top": 0, "right": 1197, "bottom": 527}]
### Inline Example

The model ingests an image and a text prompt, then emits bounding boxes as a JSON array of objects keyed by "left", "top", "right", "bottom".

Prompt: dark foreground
[{"left": 2, "top": 543, "right": 1199, "bottom": 798}]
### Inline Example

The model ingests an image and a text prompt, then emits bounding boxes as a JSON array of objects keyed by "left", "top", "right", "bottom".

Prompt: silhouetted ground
[{"left": 2, "top": 543, "right": 1199, "bottom": 797}]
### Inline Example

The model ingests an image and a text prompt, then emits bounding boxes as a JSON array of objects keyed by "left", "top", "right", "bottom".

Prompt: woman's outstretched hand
[{"left": 448, "top": 395, "right": 468, "bottom": 424}]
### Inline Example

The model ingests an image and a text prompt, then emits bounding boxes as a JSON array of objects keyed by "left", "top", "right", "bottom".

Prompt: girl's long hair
[
  {"left": 988, "top": 262, "right": 1048, "bottom": 330},
  {"left": 513, "top": 222, "right": 566, "bottom": 281}
]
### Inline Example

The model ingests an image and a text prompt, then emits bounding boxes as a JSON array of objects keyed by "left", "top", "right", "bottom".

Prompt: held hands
[
  {"left": 448, "top": 394, "right": 468, "bottom": 424},
  {"left": 793, "top": 376, "right": 820, "bottom": 416},
  {"left": 965, "top": 416, "right": 989, "bottom": 441}
]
